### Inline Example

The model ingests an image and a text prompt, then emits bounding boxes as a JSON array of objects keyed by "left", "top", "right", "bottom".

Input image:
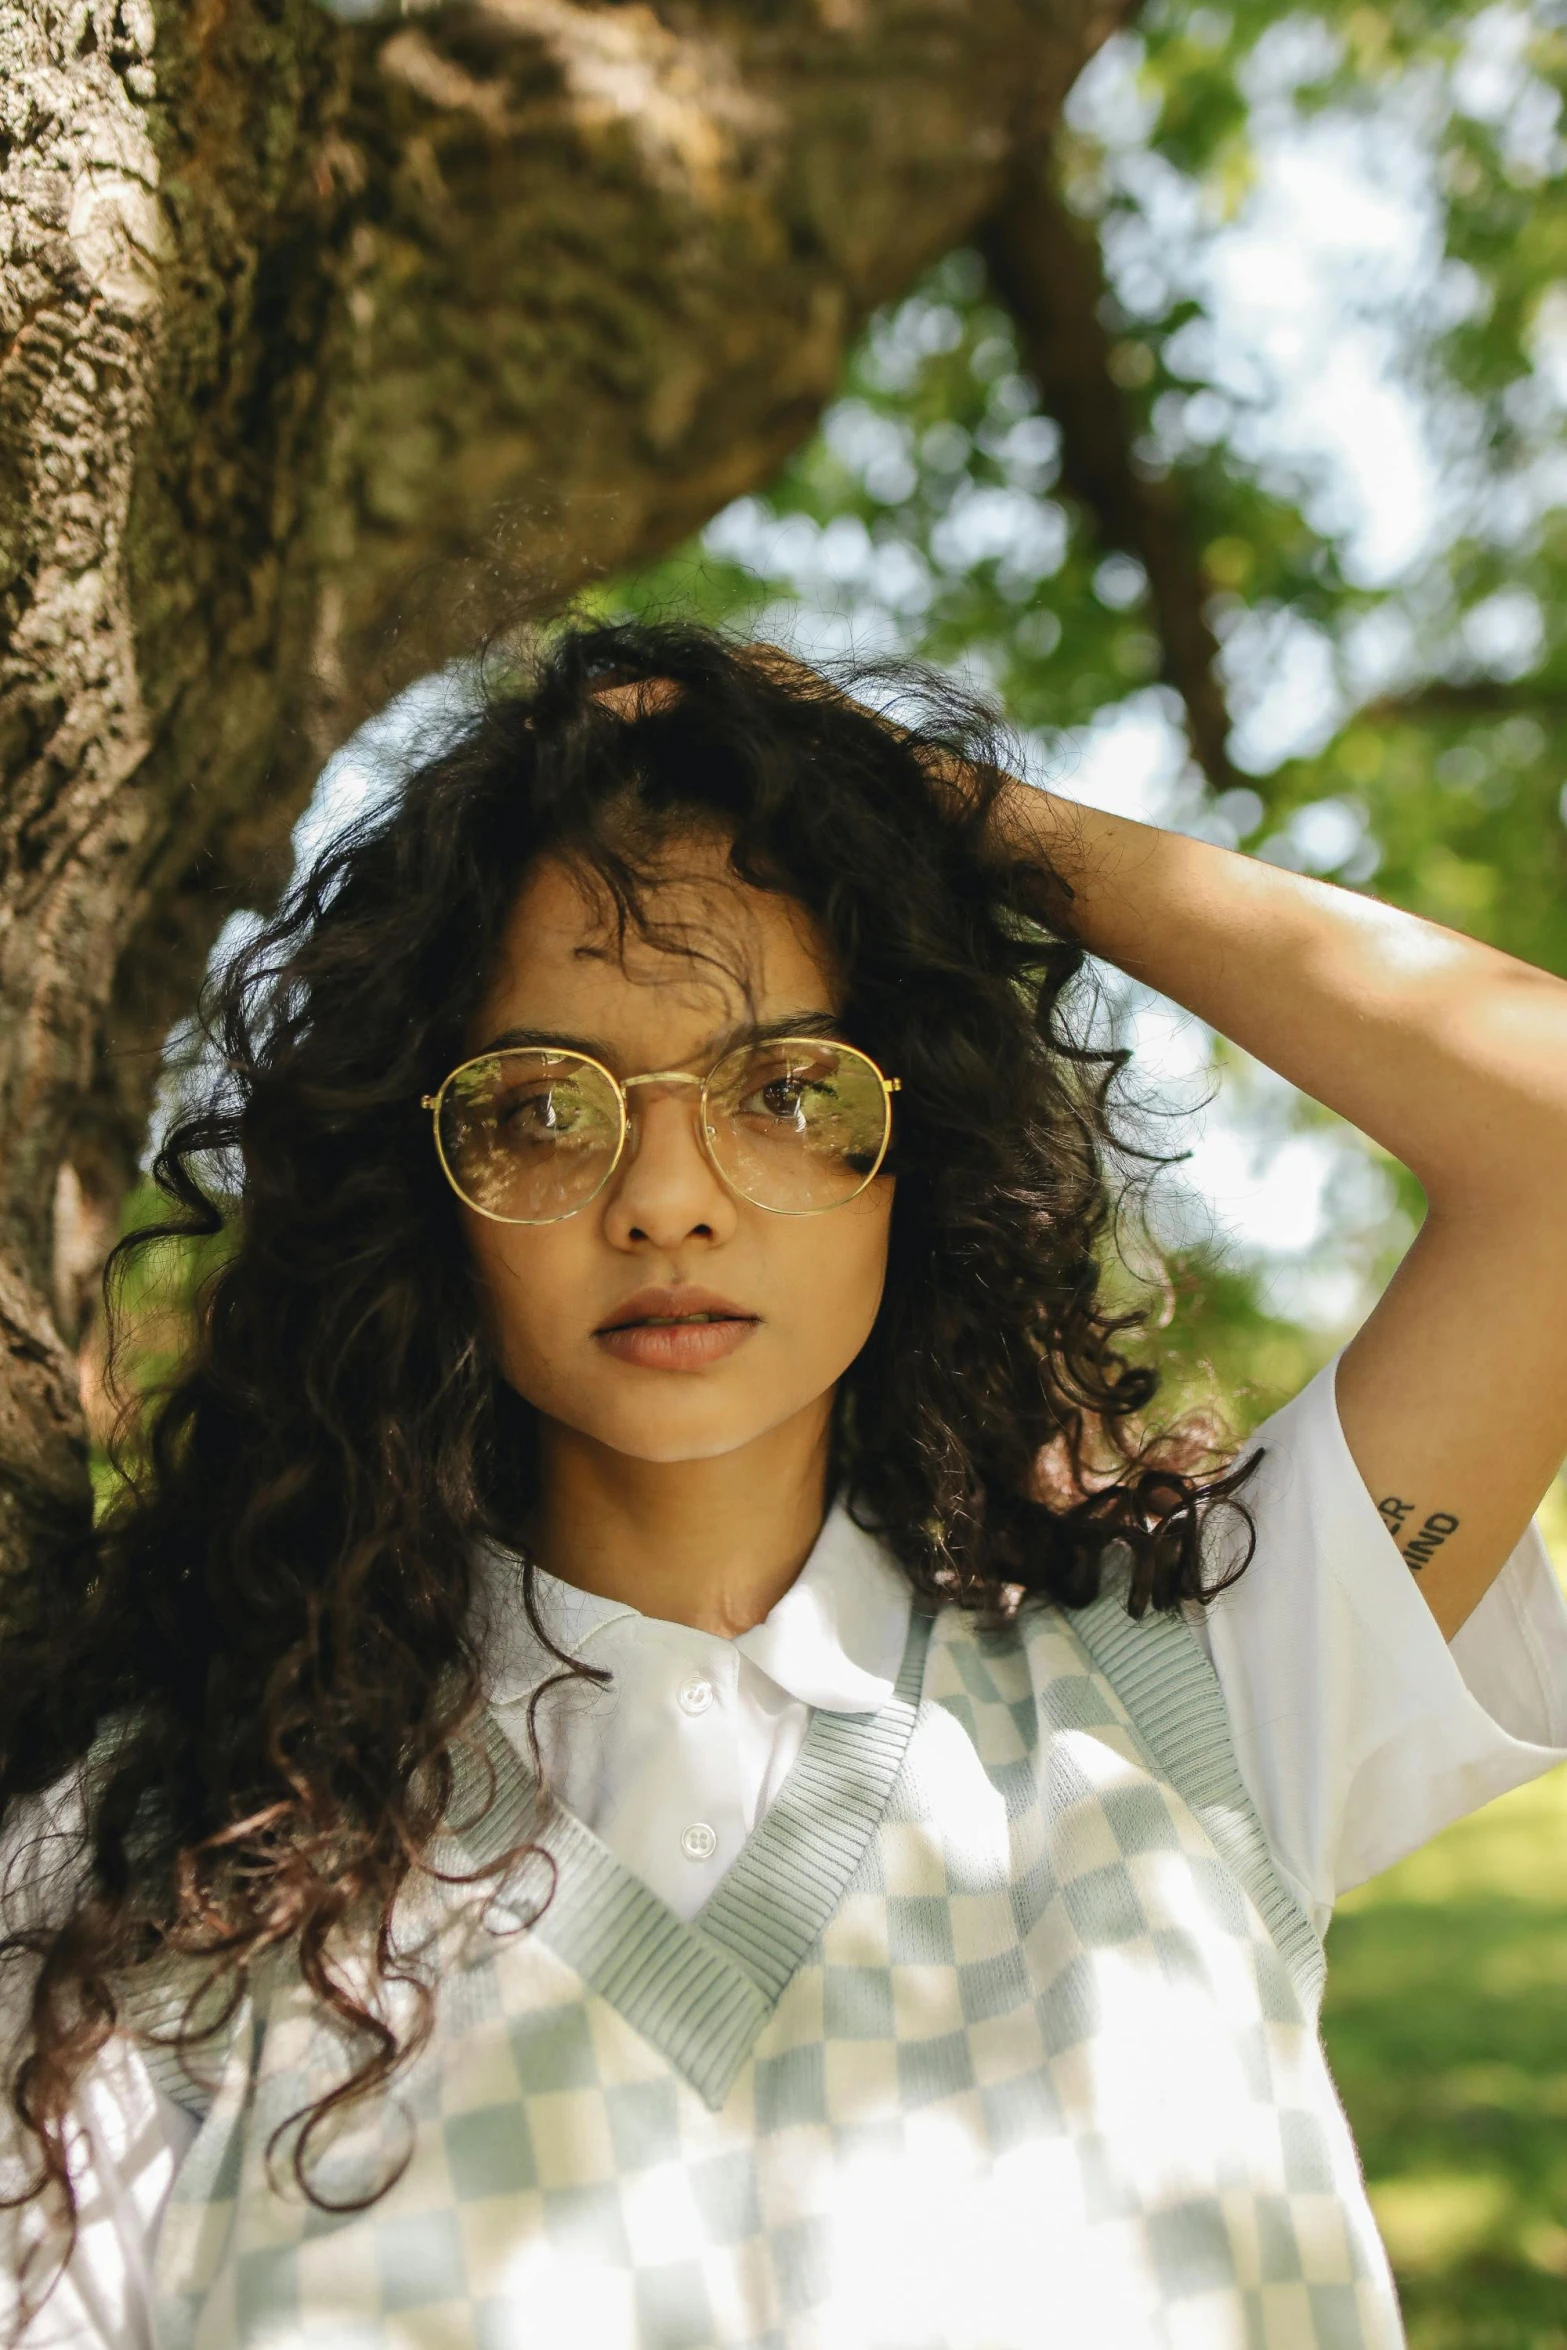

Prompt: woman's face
[{"left": 458, "top": 833, "right": 895, "bottom": 1467}]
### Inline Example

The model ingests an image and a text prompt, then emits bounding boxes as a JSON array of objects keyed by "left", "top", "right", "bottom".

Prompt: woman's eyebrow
[
  {"left": 473, "top": 1010, "right": 847, "bottom": 1064},
  {"left": 741, "top": 1010, "right": 847, "bottom": 1047},
  {"left": 476, "top": 1022, "right": 621, "bottom": 1060}
]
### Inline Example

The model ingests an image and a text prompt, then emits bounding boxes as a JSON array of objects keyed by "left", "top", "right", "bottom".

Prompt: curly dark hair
[{"left": 0, "top": 617, "right": 1257, "bottom": 2304}]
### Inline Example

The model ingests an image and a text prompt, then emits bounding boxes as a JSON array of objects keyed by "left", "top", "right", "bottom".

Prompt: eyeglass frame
[{"left": 420, "top": 1036, "right": 902, "bottom": 1225}]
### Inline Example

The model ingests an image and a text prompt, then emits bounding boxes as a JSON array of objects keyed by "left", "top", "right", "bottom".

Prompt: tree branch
[
  {"left": 1356, "top": 679, "right": 1567, "bottom": 724},
  {"left": 980, "top": 150, "right": 1240, "bottom": 793}
]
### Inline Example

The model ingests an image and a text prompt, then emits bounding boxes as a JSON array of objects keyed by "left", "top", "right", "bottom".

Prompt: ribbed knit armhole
[{"left": 1068, "top": 1567, "right": 1327, "bottom": 2014}]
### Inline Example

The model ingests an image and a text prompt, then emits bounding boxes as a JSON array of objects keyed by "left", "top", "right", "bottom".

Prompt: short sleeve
[{"left": 1189, "top": 1352, "right": 1567, "bottom": 1940}]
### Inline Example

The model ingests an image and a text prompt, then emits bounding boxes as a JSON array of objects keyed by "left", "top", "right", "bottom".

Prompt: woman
[{"left": 2, "top": 619, "right": 1565, "bottom": 2349}]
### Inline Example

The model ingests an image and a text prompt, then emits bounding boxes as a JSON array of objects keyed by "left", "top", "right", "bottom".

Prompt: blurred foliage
[
  {"left": 87, "top": 1178, "right": 233, "bottom": 1513},
  {"left": 1126, "top": 0, "right": 1567, "bottom": 979}
]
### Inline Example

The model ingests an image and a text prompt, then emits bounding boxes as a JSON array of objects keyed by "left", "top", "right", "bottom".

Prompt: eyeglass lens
[{"left": 436, "top": 1041, "right": 888, "bottom": 1223}]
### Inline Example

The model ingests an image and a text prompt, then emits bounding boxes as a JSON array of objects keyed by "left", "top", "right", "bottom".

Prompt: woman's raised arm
[{"left": 1006, "top": 784, "right": 1567, "bottom": 1639}]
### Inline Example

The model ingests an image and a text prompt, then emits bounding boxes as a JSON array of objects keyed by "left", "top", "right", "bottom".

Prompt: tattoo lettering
[
  {"left": 1378, "top": 1497, "right": 1461, "bottom": 1572},
  {"left": 1403, "top": 1511, "right": 1460, "bottom": 1570}
]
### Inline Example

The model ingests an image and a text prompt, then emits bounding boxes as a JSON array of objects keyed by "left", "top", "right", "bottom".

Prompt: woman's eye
[
  {"left": 497, "top": 1090, "right": 577, "bottom": 1135},
  {"left": 745, "top": 1075, "right": 827, "bottom": 1119}
]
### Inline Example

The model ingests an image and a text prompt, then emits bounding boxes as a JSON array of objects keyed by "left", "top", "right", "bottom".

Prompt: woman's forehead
[{"left": 471, "top": 848, "right": 837, "bottom": 1058}]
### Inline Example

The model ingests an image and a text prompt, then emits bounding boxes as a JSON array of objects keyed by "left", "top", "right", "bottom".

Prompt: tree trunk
[{"left": 0, "top": 0, "right": 1129, "bottom": 1573}]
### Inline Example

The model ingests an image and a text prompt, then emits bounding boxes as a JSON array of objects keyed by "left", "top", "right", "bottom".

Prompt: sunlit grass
[{"left": 1321, "top": 1484, "right": 1567, "bottom": 2350}]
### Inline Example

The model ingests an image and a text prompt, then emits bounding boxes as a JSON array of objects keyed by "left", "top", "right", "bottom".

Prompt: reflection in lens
[
  {"left": 706, "top": 1041, "right": 888, "bottom": 1212},
  {"left": 438, "top": 1051, "right": 622, "bottom": 1223}
]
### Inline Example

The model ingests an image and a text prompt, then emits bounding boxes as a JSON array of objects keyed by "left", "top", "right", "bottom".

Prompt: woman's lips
[{"left": 593, "top": 1314, "right": 759, "bottom": 1371}]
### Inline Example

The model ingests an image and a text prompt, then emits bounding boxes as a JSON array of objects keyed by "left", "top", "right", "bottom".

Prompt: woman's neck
[{"left": 528, "top": 1396, "right": 834, "bottom": 1638}]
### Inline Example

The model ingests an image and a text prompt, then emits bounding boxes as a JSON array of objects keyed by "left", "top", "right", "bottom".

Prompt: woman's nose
[{"left": 600, "top": 1083, "right": 737, "bottom": 1248}]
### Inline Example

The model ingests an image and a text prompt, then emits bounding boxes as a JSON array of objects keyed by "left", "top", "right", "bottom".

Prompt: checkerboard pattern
[{"left": 147, "top": 1583, "right": 1402, "bottom": 2349}]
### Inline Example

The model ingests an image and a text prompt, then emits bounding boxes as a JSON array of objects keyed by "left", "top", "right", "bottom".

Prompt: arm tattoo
[{"left": 1378, "top": 1496, "right": 1461, "bottom": 1572}]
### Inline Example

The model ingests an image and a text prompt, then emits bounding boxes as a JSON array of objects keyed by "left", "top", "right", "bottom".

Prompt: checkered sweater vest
[{"left": 139, "top": 1571, "right": 1402, "bottom": 2350}]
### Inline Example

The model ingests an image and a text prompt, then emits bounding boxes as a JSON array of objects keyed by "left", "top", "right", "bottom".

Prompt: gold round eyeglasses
[{"left": 421, "top": 1036, "right": 901, "bottom": 1224}]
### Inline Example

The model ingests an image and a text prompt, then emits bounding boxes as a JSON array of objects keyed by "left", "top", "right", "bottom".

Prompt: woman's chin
[{"left": 535, "top": 1391, "right": 796, "bottom": 1468}]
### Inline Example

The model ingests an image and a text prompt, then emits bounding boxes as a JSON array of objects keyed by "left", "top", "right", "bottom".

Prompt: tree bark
[{"left": 0, "top": 0, "right": 1130, "bottom": 1571}]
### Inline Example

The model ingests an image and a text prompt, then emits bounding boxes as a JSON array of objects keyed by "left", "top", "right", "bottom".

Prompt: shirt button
[
  {"left": 680, "top": 1821, "right": 718, "bottom": 1862},
  {"left": 678, "top": 1674, "right": 715, "bottom": 1716}
]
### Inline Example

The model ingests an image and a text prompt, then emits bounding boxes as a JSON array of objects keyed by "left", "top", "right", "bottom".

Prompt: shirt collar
[
  {"left": 477, "top": 1498, "right": 912, "bottom": 1716},
  {"left": 735, "top": 1503, "right": 911, "bottom": 1710}
]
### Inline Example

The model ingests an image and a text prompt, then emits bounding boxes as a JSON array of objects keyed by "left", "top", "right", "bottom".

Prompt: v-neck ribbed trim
[{"left": 442, "top": 1602, "right": 935, "bottom": 2109}]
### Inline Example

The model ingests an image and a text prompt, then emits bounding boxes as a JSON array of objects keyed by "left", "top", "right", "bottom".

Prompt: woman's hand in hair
[
  {"left": 591, "top": 676, "right": 682, "bottom": 721},
  {"left": 999, "top": 773, "right": 1567, "bottom": 1645}
]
